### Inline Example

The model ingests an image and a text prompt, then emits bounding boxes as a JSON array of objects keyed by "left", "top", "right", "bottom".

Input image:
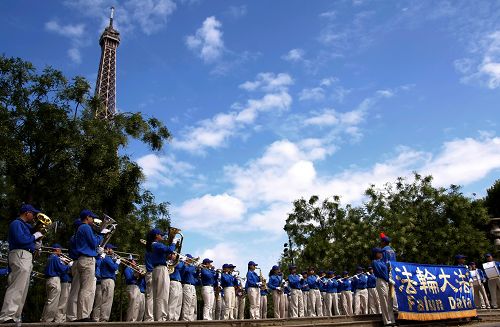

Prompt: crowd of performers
[{"left": 1, "top": 204, "right": 500, "bottom": 327}]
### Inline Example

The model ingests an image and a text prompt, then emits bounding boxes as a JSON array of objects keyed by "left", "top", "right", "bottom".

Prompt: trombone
[{"left": 112, "top": 253, "right": 146, "bottom": 276}]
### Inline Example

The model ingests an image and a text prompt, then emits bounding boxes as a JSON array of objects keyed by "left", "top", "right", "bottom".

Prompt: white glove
[
  {"left": 35, "top": 241, "right": 42, "bottom": 250},
  {"left": 100, "top": 253, "right": 106, "bottom": 259},
  {"left": 101, "top": 228, "right": 111, "bottom": 234},
  {"left": 33, "top": 232, "right": 43, "bottom": 240},
  {"left": 389, "top": 279, "right": 395, "bottom": 285},
  {"left": 115, "top": 259, "right": 121, "bottom": 265},
  {"left": 97, "top": 246, "right": 104, "bottom": 255},
  {"left": 68, "top": 261, "right": 74, "bottom": 267},
  {"left": 276, "top": 287, "right": 281, "bottom": 291},
  {"left": 257, "top": 282, "right": 262, "bottom": 287}
]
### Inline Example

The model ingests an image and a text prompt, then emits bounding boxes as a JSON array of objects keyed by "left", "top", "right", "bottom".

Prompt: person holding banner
[
  {"left": 484, "top": 253, "right": 500, "bottom": 309},
  {"left": 469, "top": 262, "right": 490, "bottom": 309},
  {"left": 372, "top": 248, "right": 396, "bottom": 327}
]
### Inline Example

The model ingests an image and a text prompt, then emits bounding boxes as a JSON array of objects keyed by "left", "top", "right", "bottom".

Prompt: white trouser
[
  {"left": 215, "top": 294, "right": 222, "bottom": 320},
  {"left": 0, "top": 250, "right": 33, "bottom": 323},
  {"left": 100, "top": 278, "right": 115, "bottom": 321},
  {"left": 354, "top": 288, "right": 368, "bottom": 315},
  {"left": 167, "top": 280, "right": 182, "bottom": 321},
  {"left": 284, "top": 295, "right": 289, "bottom": 318},
  {"left": 341, "top": 291, "right": 353, "bottom": 316},
  {"left": 91, "top": 283, "right": 102, "bottom": 321},
  {"left": 299, "top": 291, "right": 306, "bottom": 317},
  {"left": 332, "top": 293, "right": 340, "bottom": 315},
  {"left": 181, "top": 284, "right": 197, "bottom": 321},
  {"left": 376, "top": 278, "right": 395, "bottom": 325},
  {"left": 289, "top": 289, "right": 300, "bottom": 317},
  {"left": 126, "top": 284, "right": 141, "bottom": 321},
  {"left": 152, "top": 266, "right": 170, "bottom": 321},
  {"left": 272, "top": 290, "right": 285, "bottom": 318},
  {"left": 308, "top": 289, "right": 323, "bottom": 317},
  {"left": 66, "top": 263, "right": 80, "bottom": 321},
  {"left": 55, "top": 282, "right": 71, "bottom": 323},
  {"left": 235, "top": 295, "right": 246, "bottom": 319},
  {"left": 247, "top": 287, "right": 260, "bottom": 319},
  {"left": 144, "top": 272, "right": 154, "bottom": 321},
  {"left": 260, "top": 294, "right": 268, "bottom": 318},
  {"left": 41, "top": 276, "right": 61, "bottom": 322},
  {"left": 137, "top": 292, "right": 145, "bottom": 321},
  {"left": 202, "top": 285, "right": 215, "bottom": 320},
  {"left": 368, "top": 287, "right": 381, "bottom": 314},
  {"left": 488, "top": 278, "right": 500, "bottom": 308},
  {"left": 324, "top": 293, "right": 333, "bottom": 316},
  {"left": 77, "top": 256, "right": 96, "bottom": 320},
  {"left": 223, "top": 287, "right": 235, "bottom": 320},
  {"left": 473, "top": 283, "right": 490, "bottom": 308}
]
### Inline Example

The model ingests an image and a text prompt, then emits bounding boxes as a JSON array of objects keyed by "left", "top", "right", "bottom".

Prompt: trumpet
[
  {"left": 112, "top": 253, "right": 146, "bottom": 276},
  {"left": 97, "top": 214, "right": 117, "bottom": 247}
]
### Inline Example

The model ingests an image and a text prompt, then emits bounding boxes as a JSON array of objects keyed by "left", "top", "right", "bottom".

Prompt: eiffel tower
[{"left": 95, "top": 7, "right": 120, "bottom": 119}]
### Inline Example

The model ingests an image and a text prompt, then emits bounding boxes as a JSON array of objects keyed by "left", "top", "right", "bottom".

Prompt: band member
[
  {"left": 0, "top": 268, "right": 8, "bottom": 277},
  {"left": 300, "top": 271, "right": 309, "bottom": 316},
  {"left": 380, "top": 233, "right": 396, "bottom": 263},
  {"left": 221, "top": 263, "right": 236, "bottom": 319},
  {"left": 318, "top": 271, "right": 327, "bottom": 315},
  {"left": 143, "top": 240, "right": 154, "bottom": 321},
  {"left": 124, "top": 258, "right": 141, "bottom": 321},
  {"left": 0, "top": 204, "right": 44, "bottom": 324},
  {"left": 74, "top": 209, "right": 107, "bottom": 322},
  {"left": 40, "top": 244, "right": 71, "bottom": 322},
  {"left": 168, "top": 255, "right": 184, "bottom": 321},
  {"left": 235, "top": 276, "right": 246, "bottom": 319},
  {"left": 367, "top": 266, "right": 381, "bottom": 314},
  {"left": 137, "top": 276, "right": 146, "bottom": 321},
  {"left": 324, "top": 271, "right": 336, "bottom": 316},
  {"left": 91, "top": 254, "right": 103, "bottom": 321},
  {"left": 99, "top": 244, "right": 120, "bottom": 322},
  {"left": 200, "top": 258, "right": 216, "bottom": 320},
  {"left": 260, "top": 287, "right": 269, "bottom": 319},
  {"left": 55, "top": 265, "right": 72, "bottom": 323},
  {"left": 469, "top": 262, "right": 490, "bottom": 309},
  {"left": 287, "top": 265, "right": 301, "bottom": 318},
  {"left": 306, "top": 267, "right": 322, "bottom": 317},
  {"left": 181, "top": 254, "right": 198, "bottom": 321},
  {"left": 246, "top": 261, "right": 261, "bottom": 319},
  {"left": 353, "top": 267, "right": 368, "bottom": 315},
  {"left": 148, "top": 228, "right": 175, "bottom": 321},
  {"left": 214, "top": 283, "right": 223, "bottom": 320},
  {"left": 372, "top": 247, "right": 396, "bottom": 327},
  {"left": 455, "top": 254, "right": 467, "bottom": 267},
  {"left": 268, "top": 265, "right": 285, "bottom": 318},
  {"left": 66, "top": 219, "right": 82, "bottom": 322},
  {"left": 284, "top": 284, "right": 290, "bottom": 318},
  {"left": 484, "top": 253, "right": 500, "bottom": 308},
  {"left": 340, "top": 271, "right": 353, "bottom": 316}
]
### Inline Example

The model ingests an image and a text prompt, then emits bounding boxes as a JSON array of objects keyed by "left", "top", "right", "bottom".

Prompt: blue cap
[
  {"left": 486, "top": 253, "right": 493, "bottom": 258},
  {"left": 342, "top": 271, "right": 348, "bottom": 275},
  {"left": 186, "top": 254, "right": 193, "bottom": 259},
  {"left": 150, "top": 228, "right": 163, "bottom": 236},
  {"left": 455, "top": 254, "right": 466, "bottom": 260},
  {"left": 289, "top": 265, "right": 297, "bottom": 269},
  {"left": 318, "top": 270, "right": 325, "bottom": 274},
  {"left": 228, "top": 264, "right": 236, "bottom": 268},
  {"left": 222, "top": 263, "right": 229, "bottom": 269},
  {"left": 202, "top": 258, "right": 213, "bottom": 264},
  {"left": 272, "top": 265, "right": 279, "bottom": 270},
  {"left": 104, "top": 244, "right": 117, "bottom": 249},
  {"left": 80, "top": 209, "right": 98, "bottom": 220},
  {"left": 372, "top": 247, "right": 383, "bottom": 253},
  {"left": 248, "top": 261, "right": 258, "bottom": 266},
  {"left": 381, "top": 236, "right": 391, "bottom": 242},
  {"left": 327, "top": 271, "right": 334, "bottom": 275},
  {"left": 469, "top": 262, "right": 476, "bottom": 266},
  {"left": 73, "top": 218, "right": 83, "bottom": 228},
  {"left": 356, "top": 266, "right": 364, "bottom": 272},
  {"left": 20, "top": 204, "right": 41, "bottom": 214},
  {"left": 52, "top": 243, "right": 62, "bottom": 249},
  {"left": 367, "top": 266, "right": 373, "bottom": 270}
]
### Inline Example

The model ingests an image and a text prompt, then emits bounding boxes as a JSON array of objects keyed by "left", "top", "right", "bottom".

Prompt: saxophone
[{"left": 256, "top": 267, "right": 267, "bottom": 290}]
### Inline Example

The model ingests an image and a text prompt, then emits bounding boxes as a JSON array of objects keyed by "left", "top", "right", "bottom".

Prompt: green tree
[
  {"left": 485, "top": 179, "right": 500, "bottom": 218},
  {"left": 0, "top": 55, "right": 172, "bottom": 321}
]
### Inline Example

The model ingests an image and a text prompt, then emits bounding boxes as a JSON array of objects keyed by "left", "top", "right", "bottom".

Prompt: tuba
[
  {"left": 98, "top": 214, "right": 117, "bottom": 247},
  {"left": 33, "top": 213, "right": 52, "bottom": 236},
  {"left": 164, "top": 226, "right": 183, "bottom": 274}
]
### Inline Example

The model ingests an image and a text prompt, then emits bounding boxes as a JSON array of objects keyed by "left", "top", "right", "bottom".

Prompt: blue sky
[{"left": 2, "top": 0, "right": 500, "bottom": 272}]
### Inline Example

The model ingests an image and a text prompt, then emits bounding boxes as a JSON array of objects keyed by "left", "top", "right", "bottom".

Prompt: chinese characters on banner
[{"left": 391, "top": 262, "right": 477, "bottom": 320}]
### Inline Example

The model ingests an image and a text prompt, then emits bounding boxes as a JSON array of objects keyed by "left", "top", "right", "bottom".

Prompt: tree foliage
[
  {"left": 485, "top": 179, "right": 500, "bottom": 218},
  {"left": 0, "top": 55, "right": 172, "bottom": 321},
  {"left": 283, "top": 174, "right": 491, "bottom": 273}
]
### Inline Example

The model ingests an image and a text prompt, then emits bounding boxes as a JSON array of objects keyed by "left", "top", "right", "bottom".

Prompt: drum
[{"left": 483, "top": 261, "right": 500, "bottom": 279}]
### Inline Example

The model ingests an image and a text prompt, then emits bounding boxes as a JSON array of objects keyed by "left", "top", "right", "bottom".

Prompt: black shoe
[
  {"left": 2, "top": 320, "right": 16, "bottom": 324},
  {"left": 75, "top": 318, "right": 96, "bottom": 322},
  {"left": 471, "top": 316, "right": 482, "bottom": 321}
]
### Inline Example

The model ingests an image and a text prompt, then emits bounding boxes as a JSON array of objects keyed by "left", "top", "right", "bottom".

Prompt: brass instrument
[
  {"left": 112, "top": 253, "right": 146, "bottom": 275},
  {"left": 34, "top": 213, "right": 52, "bottom": 235},
  {"left": 98, "top": 214, "right": 117, "bottom": 247},
  {"left": 256, "top": 267, "right": 267, "bottom": 290},
  {"left": 39, "top": 250, "right": 73, "bottom": 265},
  {"left": 164, "top": 227, "right": 183, "bottom": 274}
]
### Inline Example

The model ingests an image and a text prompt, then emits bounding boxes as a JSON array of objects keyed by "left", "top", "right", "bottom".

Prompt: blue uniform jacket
[
  {"left": 372, "top": 259, "right": 390, "bottom": 282},
  {"left": 139, "top": 277, "right": 146, "bottom": 293},
  {"left": 340, "top": 278, "right": 352, "bottom": 292},
  {"left": 151, "top": 242, "right": 175, "bottom": 267},
  {"left": 306, "top": 275, "right": 319, "bottom": 289},
  {"left": 8, "top": 218, "right": 35, "bottom": 252},
  {"left": 61, "top": 270, "right": 71, "bottom": 283},
  {"left": 145, "top": 251, "right": 154, "bottom": 273},
  {"left": 267, "top": 274, "right": 283, "bottom": 290},
  {"left": 382, "top": 245, "right": 396, "bottom": 263},
  {"left": 260, "top": 289, "right": 269, "bottom": 296},
  {"left": 44, "top": 254, "right": 69, "bottom": 278},
  {"left": 200, "top": 268, "right": 217, "bottom": 286},
  {"left": 301, "top": 279, "right": 310, "bottom": 292},
  {"left": 170, "top": 261, "right": 185, "bottom": 281},
  {"left": 68, "top": 235, "right": 79, "bottom": 260},
  {"left": 75, "top": 223, "right": 101, "bottom": 257},
  {"left": 95, "top": 256, "right": 103, "bottom": 282},
  {"left": 354, "top": 274, "right": 368, "bottom": 289},
  {"left": 245, "top": 270, "right": 260, "bottom": 288},
  {"left": 326, "top": 278, "right": 338, "bottom": 293},
  {"left": 101, "top": 255, "right": 119, "bottom": 280},
  {"left": 318, "top": 277, "right": 327, "bottom": 292},
  {"left": 0, "top": 268, "right": 8, "bottom": 276},
  {"left": 288, "top": 274, "right": 301, "bottom": 289},
  {"left": 220, "top": 273, "right": 236, "bottom": 288},
  {"left": 181, "top": 264, "right": 199, "bottom": 285},
  {"left": 124, "top": 266, "right": 138, "bottom": 285},
  {"left": 367, "top": 273, "right": 377, "bottom": 288}
]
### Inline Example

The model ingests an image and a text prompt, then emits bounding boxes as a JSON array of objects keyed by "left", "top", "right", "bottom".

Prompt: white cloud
[
  {"left": 45, "top": 20, "right": 85, "bottom": 38},
  {"left": 304, "top": 109, "right": 338, "bottom": 126},
  {"left": 186, "top": 16, "right": 225, "bottom": 63},
  {"left": 299, "top": 87, "right": 325, "bottom": 101},
  {"left": 126, "top": 0, "right": 177, "bottom": 35},
  {"left": 239, "top": 73, "right": 294, "bottom": 92},
  {"left": 67, "top": 48, "right": 82, "bottom": 64},
  {"left": 282, "top": 48, "right": 305, "bottom": 62},
  {"left": 226, "top": 5, "right": 247, "bottom": 19},
  {"left": 136, "top": 153, "right": 194, "bottom": 188}
]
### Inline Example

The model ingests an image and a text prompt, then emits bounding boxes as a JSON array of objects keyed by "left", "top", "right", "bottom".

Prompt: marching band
[{"left": 0, "top": 204, "right": 499, "bottom": 326}]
